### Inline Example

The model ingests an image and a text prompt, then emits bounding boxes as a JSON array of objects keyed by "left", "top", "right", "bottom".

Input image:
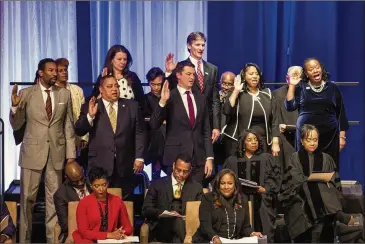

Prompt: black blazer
[
  {"left": 167, "top": 58, "right": 220, "bottom": 130},
  {"left": 53, "top": 182, "right": 92, "bottom": 242},
  {"left": 192, "top": 192, "right": 253, "bottom": 242},
  {"left": 75, "top": 98, "right": 146, "bottom": 177},
  {"left": 142, "top": 176, "right": 203, "bottom": 231},
  {"left": 149, "top": 88, "right": 214, "bottom": 167},
  {"left": 222, "top": 88, "right": 279, "bottom": 145}
]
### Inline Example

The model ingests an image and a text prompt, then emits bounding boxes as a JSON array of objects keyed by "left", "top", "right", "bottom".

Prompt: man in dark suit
[
  {"left": 143, "top": 67, "right": 166, "bottom": 180},
  {"left": 75, "top": 75, "right": 146, "bottom": 200},
  {"left": 165, "top": 32, "right": 221, "bottom": 144},
  {"left": 272, "top": 84, "right": 298, "bottom": 170},
  {"left": 150, "top": 60, "right": 214, "bottom": 184},
  {"left": 142, "top": 154, "right": 203, "bottom": 243},
  {"left": 0, "top": 197, "right": 16, "bottom": 243},
  {"left": 54, "top": 161, "right": 91, "bottom": 243}
]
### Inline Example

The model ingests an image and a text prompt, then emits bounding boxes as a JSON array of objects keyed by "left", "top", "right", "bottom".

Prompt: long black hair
[
  {"left": 301, "top": 57, "right": 330, "bottom": 83},
  {"left": 239, "top": 63, "right": 265, "bottom": 92}
]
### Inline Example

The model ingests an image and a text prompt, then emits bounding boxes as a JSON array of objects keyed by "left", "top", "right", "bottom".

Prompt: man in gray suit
[{"left": 10, "top": 58, "right": 76, "bottom": 243}]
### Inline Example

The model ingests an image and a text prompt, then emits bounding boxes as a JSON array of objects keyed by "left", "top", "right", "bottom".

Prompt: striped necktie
[
  {"left": 45, "top": 90, "right": 52, "bottom": 120},
  {"left": 109, "top": 103, "right": 117, "bottom": 133}
]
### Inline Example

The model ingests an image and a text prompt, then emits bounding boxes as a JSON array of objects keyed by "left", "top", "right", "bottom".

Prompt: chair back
[
  {"left": 184, "top": 201, "right": 201, "bottom": 243},
  {"left": 5, "top": 201, "right": 17, "bottom": 243},
  {"left": 124, "top": 201, "right": 134, "bottom": 227},
  {"left": 107, "top": 188, "right": 122, "bottom": 198}
]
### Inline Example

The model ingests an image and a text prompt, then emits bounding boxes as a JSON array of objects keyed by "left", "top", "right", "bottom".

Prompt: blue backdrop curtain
[
  {"left": 89, "top": 1, "right": 208, "bottom": 94},
  {"left": 207, "top": 1, "right": 365, "bottom": 185},
  {"left": 0, "top": 1, "right": 78, "bottom": 192}
]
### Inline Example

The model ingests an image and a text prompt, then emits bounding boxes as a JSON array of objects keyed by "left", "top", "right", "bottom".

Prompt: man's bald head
[
  {"left": 65, "top": 161, "right": 85, "bottom": 189},
  {"left": 221, "top": 71, "right": 235, "bottom": 93}
]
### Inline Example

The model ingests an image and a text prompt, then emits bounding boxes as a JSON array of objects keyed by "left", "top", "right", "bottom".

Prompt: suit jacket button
[{"left": 47, "top": 140, "right": 49, "bottom": 142}]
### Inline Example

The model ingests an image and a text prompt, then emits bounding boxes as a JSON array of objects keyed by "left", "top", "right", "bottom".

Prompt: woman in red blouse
[{"left": 72, "top": 167, "right": 133, "bottom": 243}]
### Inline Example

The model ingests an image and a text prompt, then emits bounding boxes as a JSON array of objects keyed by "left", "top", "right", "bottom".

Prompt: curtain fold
[{"left": 0, "top": 1, "right": 78, "bottom": 192}]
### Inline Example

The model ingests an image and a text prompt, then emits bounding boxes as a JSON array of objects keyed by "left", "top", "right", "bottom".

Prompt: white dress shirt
[
  {"left": 171, "top": 175, "right": 185, "bottom": 193},
  {"left": 73, "top": 185, "right": 90, "bottom": 200},
  {"left": 189, "top": 56, "right": 204, "bottom": 75}
]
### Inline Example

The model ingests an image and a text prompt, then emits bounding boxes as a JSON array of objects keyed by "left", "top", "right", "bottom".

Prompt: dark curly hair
[
  {"left": 212, "top": 169, "right": 243, "bottom": 209},
  {"left": 300, "top": 124, "right": 319, "bottom": 141},
  {"left": 301, "top": 57, "right": 330, "bottom": 83},
  {"left": 239, "top": 63, "right": 265, "bottom": 92},
  {"left": 237, "top": 129, "right": 263, "bottom": 158},
  {"left": 88, "top": 167, "right": 109, "bottom": 185}
]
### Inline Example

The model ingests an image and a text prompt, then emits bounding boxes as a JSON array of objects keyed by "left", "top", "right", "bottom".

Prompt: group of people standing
[{"left": 4, "top": 30, "right": 359, "bottom": 244}]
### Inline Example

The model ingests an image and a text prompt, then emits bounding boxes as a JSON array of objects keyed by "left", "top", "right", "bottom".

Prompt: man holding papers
[
  {"left": 142, "top": 154, "right": 203, "bottom": 243},
  {"left": 0, "top": 198, "right": 16, "bottom": 243}
]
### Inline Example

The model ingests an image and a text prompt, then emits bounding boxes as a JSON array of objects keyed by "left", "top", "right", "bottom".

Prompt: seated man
[
  {"left": 54, "top": 161, "right": 91, "bottom": 243},
  {"left": 0, "top": 197, "right": 16, "bottom": 243},
  {"left": 142, "top": 154, "right": 203, "bottom": 243}
]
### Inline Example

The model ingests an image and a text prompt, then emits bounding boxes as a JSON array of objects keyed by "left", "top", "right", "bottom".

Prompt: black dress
[{"left": 223, "top": 153, "right": 281, "bottom": 243}]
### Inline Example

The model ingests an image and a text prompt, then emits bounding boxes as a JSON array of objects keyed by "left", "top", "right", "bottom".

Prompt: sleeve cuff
[
  {"left": 135, "top": 158, "right": 144, "bottom": 162},
  {"left": 87, "top": 113, "right": 95, "bottom": 126},
  {"left": 159, "top": 102, "right": 166, "bottom": 108},
  {"left": 207, "top": 157, "right": 214, "bottom": 160},
  {"left": 211, "top": 235, "right": 219, "bottom": 243},
  {"left": 165, "top": 72, "right": 172, "bottom": 77}
]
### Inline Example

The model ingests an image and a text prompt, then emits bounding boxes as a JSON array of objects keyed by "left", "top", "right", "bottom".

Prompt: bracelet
[{"left": 340, "top": 136, "right": 346, "bottom": 140}]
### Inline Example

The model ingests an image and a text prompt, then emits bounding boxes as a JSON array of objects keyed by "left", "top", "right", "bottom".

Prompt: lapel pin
[
  {"left": 122, "top": 104, "right": 125, "bottom": 107},
  {"left": 205, "top": 72, "right": 208, "bottom": 75}
]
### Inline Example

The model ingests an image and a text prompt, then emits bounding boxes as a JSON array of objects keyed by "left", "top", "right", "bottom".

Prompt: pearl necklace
[
  {"left": 225, "top": 208, "right": 237, "bottom": 239},
  {"left": 308, "top": 81, "right": 325, "bottom": 93}
]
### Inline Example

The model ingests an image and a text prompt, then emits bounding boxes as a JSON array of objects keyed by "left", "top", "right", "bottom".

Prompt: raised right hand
[
  {"left": 165, "top": 53, "right": 177, "bottom": 73},
  {"left": 160, "top": 81, "right": 170, "bottom": 105},
  {"left": 286, "top": 66, "right": 302, "bottom": 86},
  {"left": 11, "top": 84, "right": 22, "bottom": 107},
  {"left": 101, "top": 67, "right": 108, "bottom": 77},
  {"left": 234, "top": 75, "right": 243, "bottom": 92},
  {"left": 88, "top": 96, "right": 98, "bottom": 117}
]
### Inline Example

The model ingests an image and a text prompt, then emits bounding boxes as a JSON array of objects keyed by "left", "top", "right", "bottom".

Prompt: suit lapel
[
  {"left": 181, "top": 181, "right": 191, "bottom": 213},
  {"left": 192, "top": 90, "right": 201, "bottom": 129},
  {"left": 115, "top": 99, "right": 127, "bottom": 136},
  {"left": 66, "top": 184, "right": 79, "bottom": 201},
  {"left": 50, "top": 86, "right": 60, "bottom": 122},
  {"left": 202, "top": 61, "right": 210, "bottom": 92},
  {"left": 98, "top": 99, "right": 115, "bottom": 134},
  {"left": 35, "top": 84, "right": 49, "bottom": 121},
  {"left": 165, "top": 177, "right": 174, "bottom": 204},
  {"left": 173, "top": 89, "right": 191, "bottom": 128}
]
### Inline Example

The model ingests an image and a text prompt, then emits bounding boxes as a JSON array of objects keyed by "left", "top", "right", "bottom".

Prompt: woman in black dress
[
  {"left": 222, "top": 63, "right": 280, "bottom": 157},
  {"left": 193, "top": 169, "right": 262, "bottom": 243}
]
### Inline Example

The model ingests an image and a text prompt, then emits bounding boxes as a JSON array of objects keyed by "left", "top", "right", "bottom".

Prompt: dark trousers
[
  {"left": 152, "top": 217, "right": 186, "bottom": 243},
  {"left": 109, "top": 160, "right": 135, "bottom": 201},
  {"left": 294, "top": 222, "right": 334, "bottom": 243}
]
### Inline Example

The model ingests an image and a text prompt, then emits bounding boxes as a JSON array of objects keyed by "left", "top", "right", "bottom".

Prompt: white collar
[
  {"left": 177, "top": 85, "right": 192, "bottom": 95},
  {"left": 171, "top": 175, "right": 185, "bottom": 187},
  {"left": 102, "top": 98, "right": 117, "bottom": 108},
  {"left": 189, "top": 56, "right": 203, "bottom": 66},
  {"left": 40, "top": 83, "right": 53, "bottom": 92}
]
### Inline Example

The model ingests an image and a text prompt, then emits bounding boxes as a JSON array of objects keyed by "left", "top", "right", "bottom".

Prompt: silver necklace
[
  {"left": 308, "top": 81, "right": 325, "bottom": 93},
  {"left": 225, "top": 208, "right": 237, "bottom": 239}
]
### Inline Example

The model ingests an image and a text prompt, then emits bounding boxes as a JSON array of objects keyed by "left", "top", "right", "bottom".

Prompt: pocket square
[
  {"left": 58, "top": 102, "right": 65, "bottom": 105},
  {"left": 205, "top": 72, "right": 209, "bottom": 75}
]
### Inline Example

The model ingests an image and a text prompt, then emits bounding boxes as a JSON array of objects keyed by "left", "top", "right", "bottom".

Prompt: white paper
[
  {"left": 211, "top": 236, "right": 258, "bottom": 243},
  {"left": 97, "top": 236, "right": 139, "bottom": 243},
  {"left": 159, "top": 210, "right": 185, "bottom": 219},
  {"left": 0, "top": 215, "right": 9, "bottom": 232}
]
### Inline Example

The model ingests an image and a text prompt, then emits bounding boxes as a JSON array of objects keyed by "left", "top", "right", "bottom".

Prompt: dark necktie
[
  {"left": 197, "top": 61, "right": 204, "bottom": 92},
  {"left": 185, "top": 91, "right": 195, "bottom": 128},
  {"left": 45, "top": 90, "right": 52, "bottom": 120}
]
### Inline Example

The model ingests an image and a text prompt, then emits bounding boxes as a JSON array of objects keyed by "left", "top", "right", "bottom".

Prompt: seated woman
[
  {"left": 223, "top": 129, "right": 280, "bottom": 243},
  {"left": 72, "top": 167, "right": 133, "bottom": 243},
  {"left": 193, "top": 169, "right": 262, "bottom": 243},
  {"left": 279, "top": 124, "right": 357, "bottom": 243}
]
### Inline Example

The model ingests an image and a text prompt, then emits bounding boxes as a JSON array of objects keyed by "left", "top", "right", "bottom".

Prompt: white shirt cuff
[
  {"left": 87, "top": 113, "right": 95, "bottom": 126},
  {"left": 159, "top": 102, "right": 166, "bottom": 108},
  {"left": 135, "top": 158, "right": 144, "bottom": 162},
  {"left": 11, "top": 106, "right": 18, "bottom": 114},
  {"left": 207, "top": 157, "right": 214, "bottom": 160},
  {"left": 165, "top": 72, "right": 171, "bottom": 77}
]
